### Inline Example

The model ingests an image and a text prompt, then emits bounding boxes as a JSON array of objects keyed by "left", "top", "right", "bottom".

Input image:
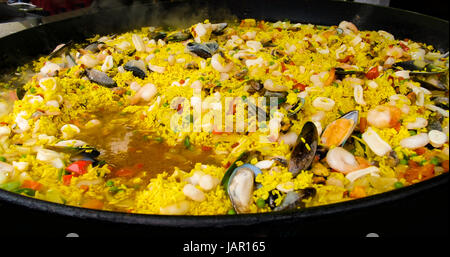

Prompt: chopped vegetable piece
[
  {"left": 65, "top": 160, "right": 92, "bottom": 176},
  {"left": 256, "top": 198, "right": 266, "bottom": 208},
  {"left": 82, "top": 199, "right": 104, "bottom": 210},
  {"left": 21, "top": 180, "right": 42, "bottom": 191}
]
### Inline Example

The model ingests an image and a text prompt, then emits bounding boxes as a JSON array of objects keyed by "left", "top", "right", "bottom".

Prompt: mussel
[
  {"left": 321, "top": 110, "right": 359, "bottom": 148},
  {"left": 186, "top": 42, "right": 219, "bottom": 59},
  {"left": 334, "top": 67, "right": 365, "bottom": 76},
  {"left": 211, "top": 23, "right": 228, "bottom": 35},
  {"left": 226, "top": 164, "right": 262, "bottom": 213},
  {"left": 288, "top": 121, "right": 318, "bottom": 177},
  {"left": 86, "top": 69, "right": 117, "bottom": 88},
  {"left": 150, "top": 31, "right": 168, "bottom": 41},
  {"left": 287, "top": 97, "right": 305, "bottom": 117},
  {"left": 47, "top": 140, "right": 101, "bottom": 164},
  {"left": 273, "top": 187, "right": 316, "bottom": 212},
  {"left": 165, "top": 31, "right": 191, "bottom": 42},
  {"left": 393, "top": 60, "right": 448, "bottom": 75},
  {"left": 123, "top": 60, "right": 147, "bottom": 79},
  {"left": 47, "top": 41, "right": 73, "bottom": 59}
]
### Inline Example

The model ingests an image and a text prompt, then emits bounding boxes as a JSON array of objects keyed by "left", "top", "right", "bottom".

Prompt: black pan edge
[{"left": 0, "top": 173, "right": 447, "bottom": 228}]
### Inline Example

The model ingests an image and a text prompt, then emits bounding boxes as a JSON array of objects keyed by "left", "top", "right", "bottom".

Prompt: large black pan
[{"left": 0, "top": 0, "right": 448, "bottom": 234}]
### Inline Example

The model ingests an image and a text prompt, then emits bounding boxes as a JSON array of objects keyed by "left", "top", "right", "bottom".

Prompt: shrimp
[
  {"left": 366, "top": 105, "right": 401, "bottom": 129},
  {"left": 211, "top": 54, "right": 234, "bottom": 73},
  {"left": 326, "top": 147, "right": 368, "bottom": 174},
  {"left": 338, "top": 21, "right": 359, "bottom": 34}
]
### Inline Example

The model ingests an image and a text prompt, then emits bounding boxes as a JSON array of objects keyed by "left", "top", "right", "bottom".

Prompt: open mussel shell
[
  {"left": 211, "top": 23, "right": 228, "bottom": 34},
  {"left": 287, "top": 97, "right": 305, "bottom": 117},
  {"left": 186, "top": 42, "right": 219, "bottom": 59},
  {"left": 335, "top": 67, "right": 365, "bottom": 76},
  {"left": 227, "top": 164, "right": 262, "bottom": 214},
  {"left": 165, "top": 31, "right": 191, "bottom": 42},
  {"left": 86, "top": 69, "right": 117, "bottom": 88},
  {"left": 288, "top": 121, "right": 318, "bottom": 177},
  {"left": 394, "top": 60, "right": 448, "bottom": 75},
  {"left": 47, "top": 41, "right": 73, "bottom": 59},
  {"left": 273, "top": 187, "right": 316, "bottom": 212},
  {"left": 124, "top": 60, "right": 147, "bottom": 79},
  {"left": 321, "top": 110, "right": 359, "bottom": 148},
  {"left": 150, "top": 31, "right": 168, "bottom": 41}
]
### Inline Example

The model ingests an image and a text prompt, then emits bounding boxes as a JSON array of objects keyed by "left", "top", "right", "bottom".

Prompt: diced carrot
[
  {"left": 79, "top": 185, "right": 89, "bottom": 192},
  {"left": 21, "top": 180, "right": 42, "bottom": 191},
  {"left": 350, "top": 186, "right": 367, "bottom": 198},
  {"left": 359, "top": 117, "right": 368, "bottom": 133},
  {"left": 82, "top": 199, "right": 104, "bottom": 210},
  {"left": 404, "top": 164, "right": 435, "bottom": 183},
  {"left": 414, "top": 147, "right": 428, "bottom": 156}
]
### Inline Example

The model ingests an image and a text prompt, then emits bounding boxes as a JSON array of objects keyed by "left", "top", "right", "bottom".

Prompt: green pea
[
  {"left": 256, "top": 198, "right": 266, "bottom": 208},
  {"left": 106, "top": 180, "right": 114, "bottom": 187},
  {"left": 419, "top": 160, "right": 427, "bottom": 166},
  {"left": 154, "top": 136, "right": 163, "bottom": 143},
  {"left": 430, "top": 157, "right": 440, "bottom": 165},
  {"left": 408, "top": 130, "right": 417, "bottom": 136},
  {"left": 399, "top": 159, "right": 408, "bottom": 165},
  {"left": 227, "top": 209, "right": 236, "bottom": 215},
  {"left": 394, "top": 182, "right": 404, "bottom": 189},
  {"left": 29, "top": 87, "right": 36, "bottom": 94},
  {"left": 241, "top": 96, "right": 247, "bottom": 101},
  {"left": 0, "top": 156, "right": 6, "bottom": 162},
  {"left": 162, "top": 102, "right": 169, "bottom": 107}
]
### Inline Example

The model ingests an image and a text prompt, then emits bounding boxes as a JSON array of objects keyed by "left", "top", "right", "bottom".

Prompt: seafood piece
[
  {"left": 186, "top": 42, "right": 219, "bottom": 59},
  {"left": 367, "top": 105, "right": 401, "bottom": 129},
  {"left": 245, "top": 80, "right": 264, "bottom": 94},
  {"left": 211, "top": 23, "right": 228, "bottom": 34},
  {"left": 132, "top": 34, "right": 146, "bottom": 52},
  {"left": 211, "top": 53, "right": 233, "bottom": 73},
  {"left": 288, "top": 122, "right": 318, "bottom": 177},
  {"left": 124, "top": 60, "right": 147, "bottom": 79},
  {"left": 47, "top": 41, "right": 73, "bottom": 59},
  {"left": 220, "top": 152, "right": 250, "bottom": 187},
  {"left": 227, "top": 164, "right": 261, "bottom": 213},
  {"left": 362, "top": 127, "right": 392, "bottom": 156},
  {"left": 428, "top": 130, "right": 447, "bottom": 148},
  {"left": 399, "top": 133, "right": 430, "bottom": 149},
  {"left": 334, "top": 67, "right": 365, "bottom": 76},
  {"left": 326, "top": 147, "right": 360, "bottom": 174},
  {"left": 84, "top": 42, "right": 101, "bottom": 53},
  {"left": 312, "top": 97, "right": 335, "bottom": 111},
  {"left": 287, "top": 97, "right": 305, "bottom": 117},
  {"left": 149, "top": 31, "right": 168, "bottom": 41},
  {"left": 321, "top": 111, "right": 358, "bottom": 147},
  {"left": 346, "top": 166, "right": 380, "bottom": 183},
  {"left": 165, "top": 31, "right": 191, "bottom": 42},
  {"left": 65, "top": 54, "right": 77, "bottom": 68},
  {"left": 273, "top": 188, "right": 316, "bottom": 212},
  {"left": 393, "top": 60, "right": 448, "bottom": 75},
  {"left": 86, "top": 69, "right": 116, "bottom": 88}
]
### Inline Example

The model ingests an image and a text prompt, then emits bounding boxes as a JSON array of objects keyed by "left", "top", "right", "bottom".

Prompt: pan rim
[
  {"left": 0, "top": 0, "right": 448, "bottom": 227},
  {"left": 0, "top": 173, "right": 447, "bottom": 227}
]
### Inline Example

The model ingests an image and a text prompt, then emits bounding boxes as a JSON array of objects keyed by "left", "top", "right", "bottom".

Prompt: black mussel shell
[{"left": 288, "top": 122, "right": 318, "bottom": 177}]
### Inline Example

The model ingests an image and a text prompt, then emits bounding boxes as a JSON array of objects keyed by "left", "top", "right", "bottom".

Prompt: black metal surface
[{"left": 0, "top": 0, "right": 449, "bottom": 233}]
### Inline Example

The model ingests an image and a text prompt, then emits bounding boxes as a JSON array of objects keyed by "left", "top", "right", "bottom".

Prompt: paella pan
[{"left": 0, "top": 0, "right": 448, "bottom": 226}]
